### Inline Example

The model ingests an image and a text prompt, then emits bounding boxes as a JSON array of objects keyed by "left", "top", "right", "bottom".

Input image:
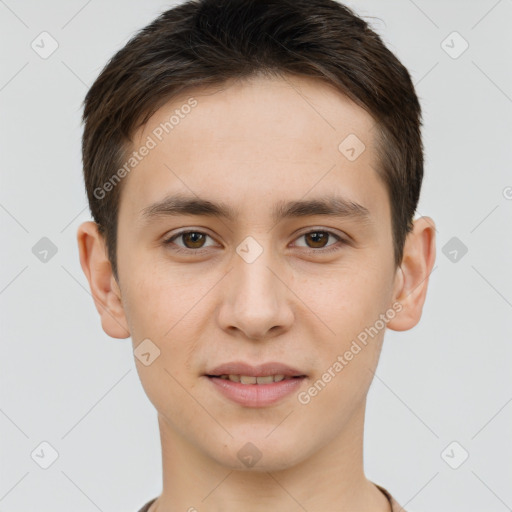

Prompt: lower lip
[{"left": 207, "top": 376, "right": 305, "bottom": 407}]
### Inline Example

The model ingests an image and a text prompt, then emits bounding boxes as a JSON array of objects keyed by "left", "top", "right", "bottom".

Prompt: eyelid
[
  {"left": 163, "top": 227, "right": 349, "bottom": 253},
  {"left": 290, "top": 228, "right": 348, "bottom": 254},
  {"left": 163, "top": 228, "right": 219, "bottom": 250},
  {"left": 293, "top": 226, "right": 348, "bottom": 243}
]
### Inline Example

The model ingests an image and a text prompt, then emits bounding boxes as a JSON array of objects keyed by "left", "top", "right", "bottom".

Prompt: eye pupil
[
  {"left": 166, "top": 229, "right": 341, "bottom": 254},
  {"left": 306, "top": 232, "right": 328, "bottom": 248},
  {"left": 184, "top": 232, "right": 205, "bottom": 248}
]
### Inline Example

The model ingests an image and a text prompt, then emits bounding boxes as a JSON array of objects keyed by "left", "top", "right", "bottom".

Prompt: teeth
[
  {"left": 240, "top": 375, "right": 257, "bottom": 384},
  {"left": 219, "top": 374, "right": 291, "bottom": 384},
  {"left": 256, "top": 375, "right": 274, "bottom": 384}
]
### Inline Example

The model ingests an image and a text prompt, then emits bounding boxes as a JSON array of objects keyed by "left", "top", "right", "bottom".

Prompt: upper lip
[{"left": 206, "top": 362, "right": 306, "bottom": 378}]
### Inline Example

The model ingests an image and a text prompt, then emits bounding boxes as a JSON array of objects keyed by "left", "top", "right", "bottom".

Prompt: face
[{"left": 110, "top": 74, "right": 403, "bottom": 470}]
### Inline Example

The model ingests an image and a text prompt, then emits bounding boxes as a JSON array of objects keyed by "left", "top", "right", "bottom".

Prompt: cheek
[
  {"left": 123, "top": 265, "right": 217, "bottom": 387},
  {"left": 121, "top": 261, "right": 209, "bottom": 338},
  {"left": 309, "top": 263, "right": 390, "bottom": 333},
  {"left": 305, "top": 263, "right": 392, "bottom": 398},
  {"left": 123, "top": 273, "right": 203, "bottom": 416}
]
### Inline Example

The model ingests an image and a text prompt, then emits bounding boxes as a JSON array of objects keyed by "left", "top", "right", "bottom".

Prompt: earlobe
[
  {"left": 76, "top": 221, "right": 130, "bottom": 339},
  {"left": 387, "top": 216, "right": 436, "bottom": 332}
]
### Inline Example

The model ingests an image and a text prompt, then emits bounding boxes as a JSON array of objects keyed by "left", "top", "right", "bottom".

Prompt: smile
[{"left": 214, "top": 374, "right": 299, "bottom": 384}]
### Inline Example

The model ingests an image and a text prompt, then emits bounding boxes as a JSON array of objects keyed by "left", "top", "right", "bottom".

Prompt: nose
[{"left": 216, "top": 242, "right": 294, "bottom": 341}]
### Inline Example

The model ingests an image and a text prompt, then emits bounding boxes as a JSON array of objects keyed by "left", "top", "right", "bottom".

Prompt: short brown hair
[{"left": 82, "top": 0, "right": 423, "bottom": 281}]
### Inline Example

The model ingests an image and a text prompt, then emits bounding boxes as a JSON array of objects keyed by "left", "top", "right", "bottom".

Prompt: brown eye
[
  {"left": 163, "top": 230, "right": 216, "bottom": 252},
  {"left": 181, "top": 232, "right": 207, "bottom": 249},
  {"left": 294, "top": 230, "right": 343, "bottom": 252},
  {"left": 304, "top": 231, "right": 330, "bottom": 249}
]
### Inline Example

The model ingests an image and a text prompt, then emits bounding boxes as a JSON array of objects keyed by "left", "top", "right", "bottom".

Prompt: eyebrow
[{"left": 140, "top": 193, "right": 372, "bottom": 225}]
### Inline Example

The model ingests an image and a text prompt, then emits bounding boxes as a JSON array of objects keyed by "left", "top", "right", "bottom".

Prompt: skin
[{"left": 77, "top": 73, "right": 436, "bottom": 511}]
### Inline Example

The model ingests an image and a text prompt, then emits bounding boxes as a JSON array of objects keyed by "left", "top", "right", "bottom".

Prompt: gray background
[{"left": 1, "top": 0, "right": 511, "bottom": 510}]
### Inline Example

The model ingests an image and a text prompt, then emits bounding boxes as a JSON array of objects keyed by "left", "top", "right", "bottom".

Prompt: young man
[{"left": 76, "top": 0, "right": 436, "bottom": 510}]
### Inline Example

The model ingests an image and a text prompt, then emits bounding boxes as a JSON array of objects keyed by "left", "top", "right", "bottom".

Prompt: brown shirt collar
[
  {"left": 138, "top": 484, "right": 405, "bottom": 512},
  {"left": 375, "top": 483, "right": 406, "bottom": 512}
]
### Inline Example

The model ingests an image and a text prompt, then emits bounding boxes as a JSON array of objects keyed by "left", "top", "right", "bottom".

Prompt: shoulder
[
  {"left": 136, "top": 497, "right": 157, "bottom": 512},
  {"left": 374, "top": 483, "right": 406, "bottom": 512}
]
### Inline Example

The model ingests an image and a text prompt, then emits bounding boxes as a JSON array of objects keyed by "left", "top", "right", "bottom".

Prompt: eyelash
[{"left": 162, "top": 229, "right": 347, "bottom": 255}]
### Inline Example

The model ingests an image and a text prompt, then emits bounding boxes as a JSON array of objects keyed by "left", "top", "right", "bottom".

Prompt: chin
[{"left": 207, "top": 432, "right": 311, "bottom": 472}]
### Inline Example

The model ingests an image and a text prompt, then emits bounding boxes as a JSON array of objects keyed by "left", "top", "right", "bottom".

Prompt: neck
[{"left": 149, "top": 401, "right": 390, "bottom": 512}]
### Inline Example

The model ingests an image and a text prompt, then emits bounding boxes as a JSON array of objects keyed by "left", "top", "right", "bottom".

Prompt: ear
[
  {"left": 387, "top": 216, "right": 436, "bottom": 332},
  {"left": 76, "top": 221, "right": 130, "bottom": 339}
]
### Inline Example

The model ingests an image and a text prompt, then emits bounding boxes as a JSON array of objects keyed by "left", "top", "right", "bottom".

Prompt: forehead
[
  {"left": 137, "top": 73, "right": 376, "bottom": 155},
  {"left": 122, "top": 73, "right": 387, "bottom": 224}
]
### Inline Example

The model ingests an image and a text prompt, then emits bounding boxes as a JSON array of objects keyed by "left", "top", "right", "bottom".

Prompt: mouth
[
  {"left": 205, "top": 361, "right": 307, "bottom": 379},
  {"left": 205, "top": 362, "right": 307, "bottom": 407},
  {"left": 208, "top": 374, "right": 304, "bottom": 384}
]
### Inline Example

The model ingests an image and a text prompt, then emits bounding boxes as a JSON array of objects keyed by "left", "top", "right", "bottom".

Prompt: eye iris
[
  {"left": 176, "top": 231, "right": 334, "bottom": 250},
  {"left": 183, "top": 232, "right": 205, "bottom": 248},
  {"left": 306, "top": 232, "right": 328, "bottom": 248}
]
